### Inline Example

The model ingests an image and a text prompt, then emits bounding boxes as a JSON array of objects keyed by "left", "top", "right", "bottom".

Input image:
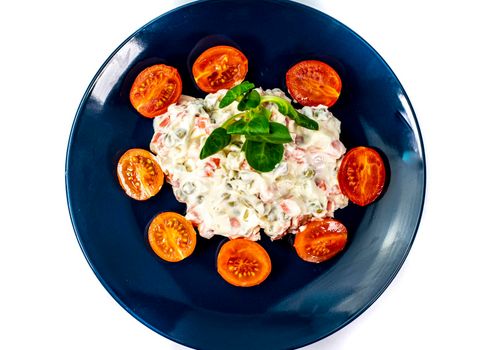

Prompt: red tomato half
[
  {"left": 148, "top": 212, "right": 197, "bottom": 262},
  {"left": 192, "top": 45, "right": 248, "bottom": 93},
  {"left": 129, "top": 64, "right": 182, "bottom": 118},
  {"left": 286, "top": 60, "right": 342, "bottom": 107},
  {"left": 116, "top": 148, "right": 164, "bottom": 200},
  {"left": 338, "top": 146, "right": 386, "bottom": 206},
  {"left": 294, "top": 218, "right": 348, "bottom": 263},
  {"left": 217, "top": 238, "right": 271, "bottom": 287}
]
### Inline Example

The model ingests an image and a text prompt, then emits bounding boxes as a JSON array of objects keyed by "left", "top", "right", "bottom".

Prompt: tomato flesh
[
  {"left": 192, "top": 45, "right": 248, "bottom": 93},
  {"left": 294, "top": 218, "right": 348, "bottom": 263},
  {"left": 286, "top": 60, "right": 342, "bottom": 107},
  {"left": 129, "top": 64, "right": 182, "bottom": 118},
  {"left": 338, "top": 146, "right": 386, "bottom": 206},
  {"left": 217, "top": 238, "right": 271, "bottom": 287},
  {"left": 117, "top": 148, "right": 164, "bottom": 200},
  {"left": 148, "top": 212, "right": 197, "bottom": 262}
]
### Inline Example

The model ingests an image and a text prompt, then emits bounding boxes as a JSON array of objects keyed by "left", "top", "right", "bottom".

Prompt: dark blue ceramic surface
[{"left": 65, "top": 0, "right": 425, "bottom": 349}]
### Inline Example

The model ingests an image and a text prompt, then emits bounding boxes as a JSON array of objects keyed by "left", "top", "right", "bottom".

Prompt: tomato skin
[
  {"left": 117, "top": 148, "right": 164, "bottom": 200},
  {"left": 294, "top": 218, "right": 348, "bottom": 263},
  {"left": 286, "top": 60, "right": 342, "bottom": 107},
  {"left": 148, "top": 212, "right": 197, "bottom": 262},
  {"left": 217, "top": 238, "right": 271, "bottom": 287},
  {"left": 338, "top": 146, "right": 386, "bottom": 206},
  {"left": 192, "top": 45, "right": 248, "bottom": 93},
  {"left": 129, "top": 64, "right": 182, "bottom": 118}
]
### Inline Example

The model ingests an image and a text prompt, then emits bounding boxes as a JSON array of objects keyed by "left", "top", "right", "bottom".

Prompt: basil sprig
[{"left": 199, "top": 81, "right": 319, "bottom": 172}]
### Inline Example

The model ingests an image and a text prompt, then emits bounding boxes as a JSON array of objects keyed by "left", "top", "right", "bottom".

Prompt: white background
[{"left": 1, "top": 0, "right": 496, "bottom": 349}]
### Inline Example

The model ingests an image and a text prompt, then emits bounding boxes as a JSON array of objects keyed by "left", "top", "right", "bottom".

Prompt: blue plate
[{"left": 66, "top": 0, "right": 425, "bottom": 349}]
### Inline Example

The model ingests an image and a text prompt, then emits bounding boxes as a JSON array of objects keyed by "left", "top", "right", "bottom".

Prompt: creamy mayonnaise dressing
[{"left": 150, "top": 88, "right": 348, "bottom": 241}]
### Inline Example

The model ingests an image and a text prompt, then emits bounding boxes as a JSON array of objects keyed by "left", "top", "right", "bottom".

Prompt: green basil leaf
[
  {"left": 226, "top": 119, "right": 247, "bottom": 134},
  {"left": 266, "top": 122, "right": 292, "bottom": 143},
  {"left": 244, "top": 140, "right": 284, "bottom": 172},
  {"left": 226, "top": 115, "right": 269, "bottom": 135},
  {"left": 237, "top": 89, "right": 261, "bottom": 111},
  {"left": 199, "top": 127, "right": 231, "bottom": 159},
  {"left": 287, "top": 108, "right": 319, "bottom": 130},
  {"left": 246, "top": 122, "right": 293, "bottom": 144},
  {"left": 238, "top": 81, "right": 256, "bottom": 93},
  {"left": 219, "top": 90, "right": 237, "bottom": 109},
  {"left": 245, "top": 122, "right": 292, "bottom": 144},
  {"left": 294, "top": 111, "right": 319, "bottom": 130},
  {"left": 219, "top": 81, "right": 255, "bottom": 108},
  {"left": 246, "top": 114, "right": 269, "bottom": 135}
]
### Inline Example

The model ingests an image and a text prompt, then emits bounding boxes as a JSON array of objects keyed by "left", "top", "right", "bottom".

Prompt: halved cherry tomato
[
  {"left": 294, "top": 218, "right": 348, "bottom": 263},
  {"left": 217, "top": 238, "right": 271, "bottom": 287},
  {"left": 192, "top": 45, "right": 248, "bottom": 93},
  {"left": 286, "top": 60, "right": 342, "bottom": 107},
  {"left": 338, "top": 146, "right": 386, "bottom": 206},
  {"left": 148, "top": 212, "right": 197, "bottom": 262},
  {"left": 129, "top": 64, "right": 182, "bottom": 118},
  {"left": 116, "top": 148, "right": 164, "bottom": 200}
]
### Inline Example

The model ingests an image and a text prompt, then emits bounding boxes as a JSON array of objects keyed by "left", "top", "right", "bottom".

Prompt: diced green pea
[{"left": 304, "top": 168, "right": 316, "bottom": 178}]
